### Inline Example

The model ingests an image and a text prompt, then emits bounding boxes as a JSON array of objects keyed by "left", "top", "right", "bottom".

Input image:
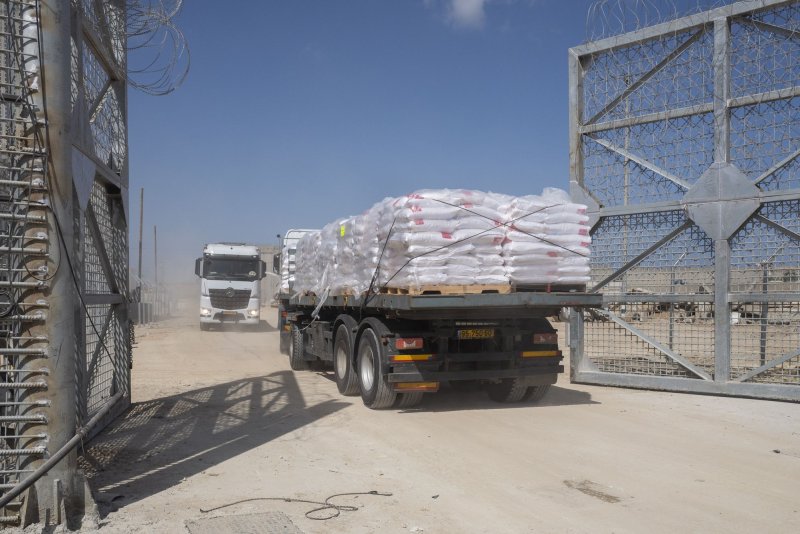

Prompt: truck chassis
[{"left": 280, "top": 291, "right": 601, "bottom": 409}]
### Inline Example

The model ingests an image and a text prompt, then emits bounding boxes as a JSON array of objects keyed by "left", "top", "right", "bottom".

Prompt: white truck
[
  {"left": 194, "top": 243, "right": 267, "bottom": 330},
  {"left": 275, "top": 229, "right": 318, "bottom": 352}
]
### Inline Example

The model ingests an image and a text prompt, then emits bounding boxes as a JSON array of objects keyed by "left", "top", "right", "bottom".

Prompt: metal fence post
[{"left": 34, "top": 0, "right": 81, "bottom": 520}]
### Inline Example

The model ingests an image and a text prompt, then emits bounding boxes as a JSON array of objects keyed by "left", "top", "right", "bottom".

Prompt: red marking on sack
[
  {"left": 441, "top": 232, "right": 453, "bottom": 239},
  {"left": 579, "top": 228, "right": 589, "bottom": 236},
  {"left": 578, "top": 208, "right": 586, "bottom": 214},
  {"left": 463, "top": 202, "right": 473, "bottom": 208},
  {"left": 414, "top": 219, "right": 425, "bottom": 225},
  {"left": 492, "top": 237, "right": 503, "bottom": 245},
  {"left": 410, "top": 205, "right": 422, "bottom": 212},
  {"left": 581, "top": 242, "right": 591, "bottom": 247},
  {"left": 548, "top": 251, "right": 559, "bottom": 257}
]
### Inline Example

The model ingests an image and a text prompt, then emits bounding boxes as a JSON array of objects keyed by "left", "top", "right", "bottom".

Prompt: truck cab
[{"left": 194, "top": 243, "right": 267, "bottom": 330}]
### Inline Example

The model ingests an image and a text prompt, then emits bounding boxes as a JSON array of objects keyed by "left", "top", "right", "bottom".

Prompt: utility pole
[
  {"left": 154, "top": 225, "right": 158, "bottom": 317},
  {"left": 137, "top": 187, "right": 143, "bottom": 300},
  {"left": 154, "top": 225, "right": 158, "bottom": 287}
]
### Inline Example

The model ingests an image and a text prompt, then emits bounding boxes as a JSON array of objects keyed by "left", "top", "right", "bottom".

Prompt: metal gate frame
[
  {"left": 70, "top": 0, "right": 131, "bottom": 436},
  {"left": 569, "top": 0, "right": 800, "bottom": 401}
]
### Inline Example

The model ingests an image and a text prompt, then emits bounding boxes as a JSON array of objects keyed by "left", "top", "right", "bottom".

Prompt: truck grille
[{"left": 209, "top": 289, "right": 251, "bottom": 310}]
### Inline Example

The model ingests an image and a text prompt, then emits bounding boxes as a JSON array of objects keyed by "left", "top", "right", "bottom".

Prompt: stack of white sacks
[
  {"left": 279, "top": 242, "right": 293, "bottom": 292},
  {"left": 293, "top": 188, "right": 590, "bottom": 295}
]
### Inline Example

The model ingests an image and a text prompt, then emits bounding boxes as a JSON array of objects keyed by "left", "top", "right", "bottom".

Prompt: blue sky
[{"left": 128, "top": 0, "right": 721, "bottom": 283}]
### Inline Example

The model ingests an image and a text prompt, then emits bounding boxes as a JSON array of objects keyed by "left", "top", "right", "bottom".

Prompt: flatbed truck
[{"left": 281, "top": 287, "right": 601, "bottom": 409}]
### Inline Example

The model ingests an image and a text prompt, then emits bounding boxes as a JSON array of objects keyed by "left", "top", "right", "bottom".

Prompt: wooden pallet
[
  {"left": 381, "top": 284, "right": 512, "bottom": 296},
  {"left": 379, "top": 283, "right": 587, "bottom": 296},
  {"left": 512, "top": 283, "right": 587, "bottom": 294}
]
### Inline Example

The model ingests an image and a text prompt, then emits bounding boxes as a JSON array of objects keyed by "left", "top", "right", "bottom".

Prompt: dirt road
[{"left": 78, "top": 307, "right": 800, "bottom": 534}]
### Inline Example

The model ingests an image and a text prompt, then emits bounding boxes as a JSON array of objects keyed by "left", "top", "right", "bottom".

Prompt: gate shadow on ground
[
  {"left": 417, "top": 385, "right": 598, "bottom": 413},
  {"left": 201, "top": 320, "right": 277, "bottom": 333},
  {"left": 79, "top": 372, "right": 346, "bottom": 515}
]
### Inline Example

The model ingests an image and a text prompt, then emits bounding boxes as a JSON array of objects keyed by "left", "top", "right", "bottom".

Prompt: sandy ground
[{"left": 70, "top": 306, "right": 800, "bottom": 534}]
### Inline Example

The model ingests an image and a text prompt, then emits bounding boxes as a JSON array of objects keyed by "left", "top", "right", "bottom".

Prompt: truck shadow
[
  {"left": 79, "top": 372, "right": 346, "bottom": 516},
  {"left": 416, "top": 385, "right": 598, "bottom": 413},
  {"left": 296, "top": 370, "right": 596, "bottom": 411}
]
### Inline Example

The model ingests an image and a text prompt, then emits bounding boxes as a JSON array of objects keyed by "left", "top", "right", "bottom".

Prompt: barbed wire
[
  {"left": 585, "top": 0, "right": 736, "bottom": 41},
  {"left": 126, "top": 0, "right": 190, "bottom": 95}
]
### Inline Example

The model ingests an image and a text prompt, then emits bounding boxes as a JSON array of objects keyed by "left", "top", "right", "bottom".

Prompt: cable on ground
[{"left": 199, "top": 490, "right": 393, "bottom": 521}]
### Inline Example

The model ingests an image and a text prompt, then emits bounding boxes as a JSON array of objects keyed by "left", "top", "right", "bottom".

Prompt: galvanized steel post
[
  {"left": 712, "top": 17, "right": 731, "bottom": 383},
  {"left": 31, "top": 0, "right": 82, "bottom": 522}
]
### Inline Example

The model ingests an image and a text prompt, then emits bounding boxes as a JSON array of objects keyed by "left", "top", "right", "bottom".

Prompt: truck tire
[
  {"left": 487, "top": 377, "right": 529, "bottom": 403},
  {"left": 289, "top": 325, "right": 308, "bottom": 371},
  {"left": 396, "top": 392, "right": 423, "bottom": 409},
  {"left": 333, "top": 323, "right": 359, "bottom": 396},
  {"left": 522, "top": 384, "right": 551, "bottom": 402},
  {"left": 357, "top": 321, "right": 396, "bottom": 409}
]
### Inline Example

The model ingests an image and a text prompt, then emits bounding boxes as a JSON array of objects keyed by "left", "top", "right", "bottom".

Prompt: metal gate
[
  {"left": 0, "top": 0, "right": 129, "bottom": 525},
  {"left": 71, "top": 0, "right": 131, "bottom": 447},
  {"left": 569, "top": 0, "right": 800, "bottom": 401}
]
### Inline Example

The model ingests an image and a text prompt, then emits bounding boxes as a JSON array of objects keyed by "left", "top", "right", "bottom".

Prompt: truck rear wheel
[
  {"left": 487, "top": 377, "right": 529, "bottom": 403},
  {"left": 522, "top": 384, "right": 551, "bottom": 402},
  {"left": 396, "top": 392, "right": 423, "bottom": 409},
  {"left": 357, "top": 322, "right": 396, "bottom": 409},
  {"left": 289, "top": 325, "right": 308, "bottom": 371},
  {"left": 333, "top": 323, "right": 359, "bottom": 396}
]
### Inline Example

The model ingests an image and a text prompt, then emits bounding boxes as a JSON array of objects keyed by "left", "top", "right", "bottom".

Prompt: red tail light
[{"left": 395, "top": 337, "right": 423, "bottom": 350}]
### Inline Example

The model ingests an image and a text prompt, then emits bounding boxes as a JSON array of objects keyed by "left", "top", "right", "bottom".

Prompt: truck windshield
[{"left": 203, "top": 257, "right": 259, "bottom": 281}]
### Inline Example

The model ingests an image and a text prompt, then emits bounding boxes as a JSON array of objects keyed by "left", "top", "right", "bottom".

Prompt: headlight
[
  {"left": 200, "top": 307, "right": 212, "bottom": 316},
  {"left": 248, "top": 309, "right": 259, "bottom": 317}
]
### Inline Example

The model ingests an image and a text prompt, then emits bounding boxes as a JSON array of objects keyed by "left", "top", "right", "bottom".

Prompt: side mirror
[
  {"left": 272, "top": 253, "right": 281, "bottom": 274},
  {"left": 194, "top": 258, "right": 202, "bottom": 277},
  {"left": 260, "top": 260, "right": 267, "bottom": 279}
]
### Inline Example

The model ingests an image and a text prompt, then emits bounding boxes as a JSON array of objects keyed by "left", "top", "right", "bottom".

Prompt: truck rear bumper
[{"left": 388, "top": 365, "right": 563, "bottom": 383}]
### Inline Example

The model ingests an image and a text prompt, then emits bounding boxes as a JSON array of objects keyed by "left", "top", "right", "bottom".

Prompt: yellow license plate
[
  {"left": 457, "top": 328, "right": 494, "bottom": 340},
  {"left": 222, "top": 310, "right": 238, "bottom": 316}
]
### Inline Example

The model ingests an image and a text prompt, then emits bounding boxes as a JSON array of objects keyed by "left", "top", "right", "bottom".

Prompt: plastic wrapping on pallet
[
  {"left": 279, "top": 250, "right": 295, "bottom": 291},
  {"left": 293, "top": 188, "right": 591, "bottom": 295}
]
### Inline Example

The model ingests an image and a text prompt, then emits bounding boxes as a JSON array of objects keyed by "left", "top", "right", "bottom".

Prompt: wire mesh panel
[
  {"left": 83, "top": 214, "right": 111, "bottom": 294},
  {"left": 583, "top": 115, "right": 715, "bottom": 206},
  {"left": 83, "top": 180, "right": 129, "bottom": 420},
  {"left": 570, "top": 0, "right": 800, "bottom": 401}
]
